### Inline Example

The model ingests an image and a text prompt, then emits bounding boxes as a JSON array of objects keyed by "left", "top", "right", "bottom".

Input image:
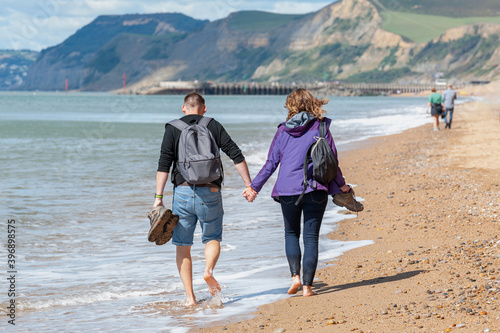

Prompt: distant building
[{"left": 159, "top": 81, "right": 199, "bottom": 89}]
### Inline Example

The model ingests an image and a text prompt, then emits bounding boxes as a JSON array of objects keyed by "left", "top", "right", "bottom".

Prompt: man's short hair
[{"left": 184, "top": 92, "right": 205, "bottom": 110}]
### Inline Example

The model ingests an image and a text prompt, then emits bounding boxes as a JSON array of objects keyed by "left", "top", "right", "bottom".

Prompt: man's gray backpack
[{"left": 169, "top": 117, "right": 222, "bottom": 184}]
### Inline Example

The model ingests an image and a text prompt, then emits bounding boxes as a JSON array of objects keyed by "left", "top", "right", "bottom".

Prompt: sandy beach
[{"left": 197, "top": 84, "right": 500, "bottom": 333}]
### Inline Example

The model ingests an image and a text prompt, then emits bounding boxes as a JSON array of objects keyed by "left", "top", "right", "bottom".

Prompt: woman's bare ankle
[
  {"left": 288, "top": 275, "right": 301, "bottom": 295},
  {"left": 303, "top": 285, "right": 317, "bottom": 297}
]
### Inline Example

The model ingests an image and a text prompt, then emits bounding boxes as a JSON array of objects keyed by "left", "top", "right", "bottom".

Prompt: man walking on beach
[
  {"left": 442, "top": 84, "right": 457, "bottom": 129},
  {"left": 153, "top": 92, "right": 252, "bottom": 306}
]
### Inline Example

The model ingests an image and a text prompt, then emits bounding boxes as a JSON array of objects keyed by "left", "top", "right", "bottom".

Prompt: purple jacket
[{"left": 251, "top": 112, "right": 346, "bottom": 199}]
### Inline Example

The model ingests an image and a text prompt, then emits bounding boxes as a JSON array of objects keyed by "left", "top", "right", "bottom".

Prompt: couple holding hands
[{"left": 150, "top": 89, "right": 361, "bottom": 306}]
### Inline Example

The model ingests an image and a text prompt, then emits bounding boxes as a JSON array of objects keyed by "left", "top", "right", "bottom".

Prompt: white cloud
[
  {"left": 0, "top": 0, "right": 332, "bottom": 50},
  {"left": 0, "top": 5, "right": 92, "bottom": 50}
]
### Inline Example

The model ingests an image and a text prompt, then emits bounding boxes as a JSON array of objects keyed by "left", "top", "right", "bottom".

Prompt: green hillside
[
  {"left": 371, "top": 0, "right": 500, "bottom": 17},
  {"left": 46, "top": 13, "right": 207, "bottom": 61},
  {"left": 380, "top": 11, "right": 500, "bottom": 44},
  {"left": 228, "top": 11, "right": 306, "bottom": 32}
]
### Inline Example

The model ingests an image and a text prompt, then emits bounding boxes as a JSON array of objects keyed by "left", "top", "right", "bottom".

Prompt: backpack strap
[
  {"left": 295, "top": 143, "right": 315, "bottom": 206},
  {"left": 197, "top": 116, "right": 213, "bottom": 127},
  {"left": 295, "top": 121, "right": 325, "bottom": 206},
  {"left": 319, "top": 121, "right": 326, "bottom": 138},
  {"left": 169, "top": 119, "right": 189, "bottom": 131}
]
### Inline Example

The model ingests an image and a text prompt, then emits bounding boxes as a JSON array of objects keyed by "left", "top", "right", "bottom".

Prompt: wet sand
[{"left": 198, "top": 84, "right": 500, "bottom": 333}]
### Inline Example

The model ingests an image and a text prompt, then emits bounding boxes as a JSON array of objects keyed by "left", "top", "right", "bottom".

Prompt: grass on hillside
[
  {"left": 228, "top": 11, "right": 306, "bottom": 32},
  {"left": 380, "top": 11, "right": 500, "bottom": 44},
  {"left": 372, "top": 0, "right": 500, "bottom": 18},
  {"left": 346, "top": 67, "right": 416, "bottom": 83}
]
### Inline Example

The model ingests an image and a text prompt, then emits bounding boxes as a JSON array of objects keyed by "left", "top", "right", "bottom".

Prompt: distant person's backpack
[
  {"left": 295, "top": 121, "right": 338, "bottom": 205},
  {"left": 169, "top": 117, "right": 222, "bottom": 184}
]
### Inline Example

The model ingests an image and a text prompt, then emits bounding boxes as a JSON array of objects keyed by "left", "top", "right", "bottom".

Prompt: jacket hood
[{"left": 283, "top": 112, "right": 315, "bottom": 137}]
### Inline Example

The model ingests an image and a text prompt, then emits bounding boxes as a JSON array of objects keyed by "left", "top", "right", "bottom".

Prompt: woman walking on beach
[
  {"left": 427, "top": 87, "right": 445, "bottom": 131},
  {"left": 243, "top": 89, "right": 353, "bottom": 296}
]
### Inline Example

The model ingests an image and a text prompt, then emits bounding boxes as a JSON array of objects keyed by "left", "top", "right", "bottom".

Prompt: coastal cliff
[{"left": 18, "top": 0, "right": 500, "bottom": 91}]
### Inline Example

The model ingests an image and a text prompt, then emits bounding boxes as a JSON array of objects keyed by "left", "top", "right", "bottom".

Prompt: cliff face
[
  {"left": 126, "top": 0, "right": 418, "bottom": 89},
  {"left": 19, "top": 0, "right": 500, "bottom": 91},
  {"left": 409, "top": 24, "right": 500, "bottom": 81},
  {"left": 247, "top": 0, "right": 412, "bottom": 82}
]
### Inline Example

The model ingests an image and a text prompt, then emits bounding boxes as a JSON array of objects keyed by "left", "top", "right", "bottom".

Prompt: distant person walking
[
  {"left": 426, "top": 87, "right": 445, "bottom": 131},
  {"left": 442, "top": 84, "right": 457, "bottom": 129},
  {"left": 242, "top": 88, "right": 362, "bottom": 297},
  {"left": 154, "top": 92, "right": 252, "bottom": 306}
]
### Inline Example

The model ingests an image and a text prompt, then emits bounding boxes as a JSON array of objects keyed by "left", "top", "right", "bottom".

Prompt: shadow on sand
[{"left": 314, "top": 270, "right": 426, "bottom": 295}]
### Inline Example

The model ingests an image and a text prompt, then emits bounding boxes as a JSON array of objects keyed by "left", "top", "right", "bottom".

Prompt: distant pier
[
  {"left": 136, "top": 81, "right": 460, "bottom": 96},
  {"left": 142, "top": 81, "right": 300, "bottom": 95}
]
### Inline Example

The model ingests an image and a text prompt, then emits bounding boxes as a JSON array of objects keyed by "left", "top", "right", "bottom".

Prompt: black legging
[{"left": 279, "top": 191, "right": 327, "bottom": 286}]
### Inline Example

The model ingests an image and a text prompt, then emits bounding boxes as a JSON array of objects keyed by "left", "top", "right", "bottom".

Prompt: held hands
[{"left": 242, "top": 186, "right": 258, "bottom": 202}]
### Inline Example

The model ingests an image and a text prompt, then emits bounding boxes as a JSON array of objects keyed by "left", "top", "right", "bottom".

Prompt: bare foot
[
  {"left": 203, "top": 272, "right": 221, "bottom": 296},
  {"left": 184, "top": 298, "right": 196, "bottom": 306},
  {"left": 288, "top": 275, "right": 301, "bottom": 295},
  {"left": 303, "top": 285, "right": 317, "bottom": 297}
]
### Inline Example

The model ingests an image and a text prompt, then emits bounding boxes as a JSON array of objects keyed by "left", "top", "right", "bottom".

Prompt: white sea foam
[
  {"left": 221, "top": 244, "right": 237, "bottom": 252},
  {"left": 18, "top": 285, "right": 181, "bottom": 311}
]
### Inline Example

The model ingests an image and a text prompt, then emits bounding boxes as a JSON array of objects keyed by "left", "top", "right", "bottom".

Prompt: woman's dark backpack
[{"left": 295, "top": 121, "right": 338, "bottom": 205}]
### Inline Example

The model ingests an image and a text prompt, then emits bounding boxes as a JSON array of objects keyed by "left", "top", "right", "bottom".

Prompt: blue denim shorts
[{"left": 171, "top": 185, "right": 224, "bottom": 246}]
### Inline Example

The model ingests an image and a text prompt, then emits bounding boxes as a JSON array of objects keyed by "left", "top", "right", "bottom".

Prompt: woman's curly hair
[{"left": 284, "top": 88, "right": 329, "bottom": 121}]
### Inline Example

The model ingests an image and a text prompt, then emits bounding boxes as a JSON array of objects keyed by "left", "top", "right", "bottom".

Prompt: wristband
[{"left": 155, "top": 194, "right": 163, "bottom": 199}]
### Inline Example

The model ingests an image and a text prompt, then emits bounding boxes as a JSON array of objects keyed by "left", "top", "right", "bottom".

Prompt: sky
[{"left": 0, "top": 0, "right": 332, "bottom": 51}]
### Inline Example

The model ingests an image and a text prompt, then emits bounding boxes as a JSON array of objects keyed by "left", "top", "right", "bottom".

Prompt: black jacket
[{"left": 157, "top": 114, "right": 245, "bottom": 187}]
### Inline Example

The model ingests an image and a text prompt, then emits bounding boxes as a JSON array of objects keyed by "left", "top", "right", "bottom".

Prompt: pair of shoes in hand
[
  {"left": 147, "top": 206, "right": 179, "bottom": 245},
  {"left": 332, "top": 187, "right": 364, "bottom": 213}
]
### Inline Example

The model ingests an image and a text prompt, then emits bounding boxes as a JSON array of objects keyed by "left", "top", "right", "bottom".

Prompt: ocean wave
[{"left": 14, "top": 284, "right": 182, "bottom": 312}]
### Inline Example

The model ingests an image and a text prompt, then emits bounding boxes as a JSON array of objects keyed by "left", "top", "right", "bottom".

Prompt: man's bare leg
[
  {"left": 176, "top": 245, "right": 196, "bottom": 306},
  {"left": 288, "top": 274, "right": 301, "bottom": 294},
  {"left": 203, "top": 240, "right": 221, "bottom": 295}
]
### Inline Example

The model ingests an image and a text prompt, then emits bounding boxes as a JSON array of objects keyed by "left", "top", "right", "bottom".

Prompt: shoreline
[{"left": 197, "top": 84, "right": 500, "bottom": 332}]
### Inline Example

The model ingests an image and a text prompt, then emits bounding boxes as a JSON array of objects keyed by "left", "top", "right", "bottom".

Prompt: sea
[{"left": 0, "top": 92, "right": 435, "bottom": 332}]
